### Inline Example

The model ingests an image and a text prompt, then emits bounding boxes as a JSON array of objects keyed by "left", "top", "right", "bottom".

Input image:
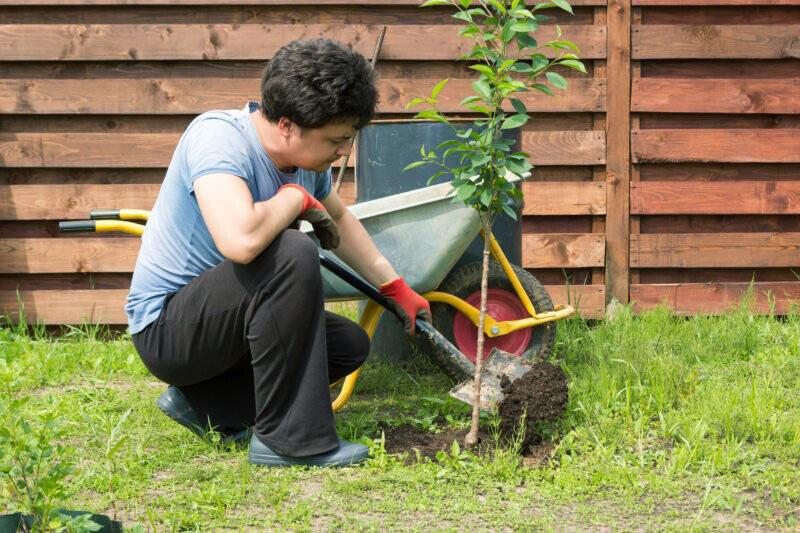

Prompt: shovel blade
[{"left": 449, "top": 348, "right": 532, "bottom": 410}]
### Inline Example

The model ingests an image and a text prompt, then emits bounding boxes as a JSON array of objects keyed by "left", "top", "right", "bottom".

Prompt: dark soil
[
  {"left": 378, "top": 423, "right": 556, "bottom": 463},
  {"left": 498, "top": 361, "right": 569, "bottom": 450}
]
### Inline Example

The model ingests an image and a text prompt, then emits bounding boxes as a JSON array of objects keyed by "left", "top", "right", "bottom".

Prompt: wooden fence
[{"left": 0, "top": 0, "right": 798, "bottom": 325}]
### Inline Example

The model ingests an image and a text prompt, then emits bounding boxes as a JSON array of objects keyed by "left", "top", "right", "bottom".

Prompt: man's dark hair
[{"left": 261, "top": 39, "right": 378, "bottom": 130}]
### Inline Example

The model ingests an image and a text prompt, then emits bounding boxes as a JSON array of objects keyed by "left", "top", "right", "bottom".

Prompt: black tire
[{"left": 417, "top": 261, "right": 557, "bottom": 382}]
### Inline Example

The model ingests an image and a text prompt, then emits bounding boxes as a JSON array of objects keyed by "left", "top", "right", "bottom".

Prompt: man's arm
[
  {"left": 321, "top": 188, "right": 398, "bottom": 287},
  {"left": 194, "top": 173, "right": 304, "bottom": 264}
]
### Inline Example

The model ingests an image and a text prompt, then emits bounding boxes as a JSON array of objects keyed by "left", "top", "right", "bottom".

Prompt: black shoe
[
  {"left": 156, "top": 386, "right": 251, "bottom": 446},
  {"left": 248, "top": 434, "right": 370, "bottom": 467}
]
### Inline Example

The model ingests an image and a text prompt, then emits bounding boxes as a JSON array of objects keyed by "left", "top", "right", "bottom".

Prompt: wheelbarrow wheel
[{"left": 419, "top": 261, "right": 557, "bottom": 382}]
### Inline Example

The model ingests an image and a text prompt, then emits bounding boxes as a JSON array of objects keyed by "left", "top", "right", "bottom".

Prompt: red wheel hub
[{"left": 452, "top": 288, "right": 532, "bottom": 363}]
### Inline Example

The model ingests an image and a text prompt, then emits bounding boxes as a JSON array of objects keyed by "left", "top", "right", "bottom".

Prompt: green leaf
[
  {"left": 469, "top": 64, "right": 495, "bottom": 76},
  {"left": 500, "top": 201, "right": 518, "bottom": 220},
  {"left": 548, "top": 40, "right": 581, "bottom": 53},
  {"left": 511, "top": 61, "right": 533, "bottom": 73},
  {"left": 472, "top": 79, "right": 492, "bottom": 100},
  {"left": 501, "top": 20, "right": 515, "bottom": 44},
  {"left": 552, "top": 0, "right": 573, "bottom": 14},
  {"left": 426, "top": 170, "right": 447, "bottom": 185},
  {"left": 530, "top": 54, "right": 549, "bottom": 71},
  {"left": 460, "top": 95, "right": 482, "bottom": 106},
  {"left": 460, "top": 25, "right": 481, "bottom": 38},
  {"left": 431, "top": 78, "right": 449, "bottom": 99},
  {"left": 480, "top": 189, "right": 492, "bottom": 206},
  {"left": 559, "top": 59, "right": 587, "bottom": 74},
  {"left": 501, "top": 113, "right": 529, "bottom": 130},
  {"left": 530, "top": 83, "right": 554, "bottom": 96},
  {"left": 511, "top": 19, "right": 539, "bottom": 33},
  {"left": 453, "top": 10, "right": 473, "bottom": 22},
  {"left": 456, "top": 183, "right": 477, "bottom": 201},
  {"left": 546, "top": 71, "right": 568, "bottom": 90},
  {"left": 489, "top": 0, "right": 506, "bottom": 14},
  {"left": 403, "top": 160, "right": 429, "bottom": 172},
  {"left": 516, "top": 33, "right": 538, "bottom": 51},
  {"left": 420, "top": 0, "right": 449, "bottom": 6},
  {"left": 405, "top": 97, "right": 425, "bottom": 110},
  {"left": 510, "top": 98, "right": 527, "bottom": 115},
  {"left": 466, "top": 104, "right": 493, "bottom": 115}
]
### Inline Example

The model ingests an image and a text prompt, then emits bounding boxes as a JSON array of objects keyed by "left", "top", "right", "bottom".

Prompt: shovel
[{"left": 319, "top": 251, "right": 533, "bottom": 409}]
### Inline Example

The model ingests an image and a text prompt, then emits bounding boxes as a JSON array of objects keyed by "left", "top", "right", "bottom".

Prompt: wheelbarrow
[{"left": 59, "top": 173, "right": 576, "bottom": 410}]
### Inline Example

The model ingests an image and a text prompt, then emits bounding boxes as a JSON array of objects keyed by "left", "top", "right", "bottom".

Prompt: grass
[{"left": 1, "top": 300, "right": 799, "bottom": 531}]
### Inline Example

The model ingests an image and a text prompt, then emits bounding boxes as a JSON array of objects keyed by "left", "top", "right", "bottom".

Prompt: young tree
[{"left": 406, "top": 0, "right": 584, "bottom": 446}]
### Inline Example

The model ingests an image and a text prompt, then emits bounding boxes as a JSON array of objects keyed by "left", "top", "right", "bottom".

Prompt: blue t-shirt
[{"left": 126, "top": 101, "right": 332, "bottom": 334}]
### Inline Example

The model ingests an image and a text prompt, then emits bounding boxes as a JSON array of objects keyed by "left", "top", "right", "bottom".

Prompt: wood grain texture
[
  {"left": 0, "top": 289, "right": 129, "bottom": 324},
  {"left": 0, "top": 285, "right": 605, "bottom": 324},
  {"left": 631, "top": 181, "right": 800, "bottom": 214},
  {"left": 632, "top": 129, "right": 800, "bottom": 164},
  {"left": 0, "top": 0, "right": 605, "bottom": 5},
  {"left": 631, "top": 232, "right": 800, "bottom": 268},
  {"left": 2, "top": 181, "right": 606, "bottom": 220},
  {"left": 522, "top": 233, "right": 606, "bottom": 268},
  {"left": 634, "top": 0, "right": 800, "bottom": 5},
  {"left": 633, "top": 24, "right": 800, "bottom": 59},
  {"left": 0, "top": 130, "right": 606, "bottom": 167},
  {"left": 0, "top": 238, "right": 140, "bottom": 273},
  {"left": 0, "top": 77, "right": 606, "bottom": 114},
  {"left": 0, "top": 24, "right": 606, "bottom": 61},
  {"left": 4, "top": 233, "right": 604, "bottom": 273},
  {"left": 631, "top": 282, "right": 800, "bottom": 315},
  {"left": 604, "top": 0, "right": 631, "bottom": 304},
  {"left": 632, "top": 78, "right": 800, "bottom": 114}
]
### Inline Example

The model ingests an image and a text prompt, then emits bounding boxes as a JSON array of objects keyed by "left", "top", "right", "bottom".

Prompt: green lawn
[{"left": 1, "top": 302, "right": 799, "bottom": 531}]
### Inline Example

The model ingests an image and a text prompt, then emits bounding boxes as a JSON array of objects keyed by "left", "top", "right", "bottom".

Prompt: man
[{"left": 126, "top": 38, "right": 431, "bottom": 467}]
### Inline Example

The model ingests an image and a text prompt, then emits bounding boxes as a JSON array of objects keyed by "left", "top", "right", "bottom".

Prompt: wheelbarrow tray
[{"left": 304, "top": 174, "right": 519, "bottom": 300}]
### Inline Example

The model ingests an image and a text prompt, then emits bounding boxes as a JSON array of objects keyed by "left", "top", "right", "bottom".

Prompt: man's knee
[
  {"left": 344, "top": 325, "right": 371, "bottom": 368},
  {"left": 248, "top": 229, "right": 320, "bottom": 278}
]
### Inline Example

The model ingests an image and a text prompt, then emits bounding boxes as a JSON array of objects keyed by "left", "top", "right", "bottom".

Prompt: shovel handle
[{"left": 318, "top": 251, "right": 475, "bottom": 379}]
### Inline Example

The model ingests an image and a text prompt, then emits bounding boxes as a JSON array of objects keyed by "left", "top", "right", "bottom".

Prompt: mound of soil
[{"left": 497, "top": 361, "right": 568, "bottom": 450}]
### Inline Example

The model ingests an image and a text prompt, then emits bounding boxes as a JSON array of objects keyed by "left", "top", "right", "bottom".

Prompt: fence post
[{"left": 604, "top": 0, "right": 632, "bottom": 306}]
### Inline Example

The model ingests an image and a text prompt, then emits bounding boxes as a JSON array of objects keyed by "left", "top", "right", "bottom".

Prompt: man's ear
[{"left": 276, "top": 117, "right": 294, "bottom": 140}]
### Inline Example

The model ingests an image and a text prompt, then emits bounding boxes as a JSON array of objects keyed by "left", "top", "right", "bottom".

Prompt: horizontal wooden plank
[
  {"left": 634, "top": 0, "right": 800, "bottom": 4},
  {"left": 522, "top": 233, "right": 605, "bottom": 268},
  {"left": 0, "top": 289, "right": 129, "bottom": 324},
  {"left": 0, "top": 183, "right": 354, "bottom": 219},
  {"left": 631, "top": 232, "right": 800, "bottom": 268},
  {"left": 0, "top": 0, "right": 604, "bottom": 5},
  {"left": 4, "top": 232, "right": 605, "bottom": 274},
  {"left": 522, "top": 181, "right": 606, "bottom": 215},
  {"left": 633, "top": 24, "right": 800, "bottom": 59},
  {"left": 631, "top": 282, "right": 800, "bottom": 315},
  {"left": 0, "top": 24, "right": 605, "bottom": 61},
  {"left": 2, "top": 181, "right": 605, "bottom": 220},
  {"left": 0, "top": 238, "right": 139, "bottom": 273},
  {"left": 632, "top": 129, "right": 800, "bottom": 164},
  {"left": 0, "top": 184, "right": 160, "bottom": 220},
  {"left": 544, "top": 284, "right": 605, "bottom": 319},
  {"left": 631, "top": 181, "right": 800, "bottom": 215},
  {"left": 0, "top": 284, "right": 606, "bottom": 324},
  {"left": 0, "top": 130, "right": 605, "bottom": 167},
  {"left": 0, "top": 77, "right": 606, "bottom": 114},
  {"left": 632, "top": 78, "right": 800, "bottom": 114}
]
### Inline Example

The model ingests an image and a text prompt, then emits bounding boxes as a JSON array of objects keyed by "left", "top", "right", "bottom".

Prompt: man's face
[{"left": 287, "top": 119, "right": 358, "bottom": 173}]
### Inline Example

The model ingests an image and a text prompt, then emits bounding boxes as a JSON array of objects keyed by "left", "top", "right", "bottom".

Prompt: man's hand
[
  {"left": 379, "top": 277, "right": 432, "bottom": 335},
  {"left": 279, "top": 183, "right": 340, "bottom": 250}
]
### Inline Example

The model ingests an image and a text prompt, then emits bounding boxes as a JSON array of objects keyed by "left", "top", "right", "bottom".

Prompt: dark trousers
[{"left": 131, "top": 230, "right": 370, "bottom": 457}]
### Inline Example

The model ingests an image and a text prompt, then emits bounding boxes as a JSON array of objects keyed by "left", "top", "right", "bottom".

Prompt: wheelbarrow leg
[{"left": 331, "top": 300, "right": 383, "bottom": 412}]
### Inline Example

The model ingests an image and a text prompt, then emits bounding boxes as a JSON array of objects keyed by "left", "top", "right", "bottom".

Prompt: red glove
[
  {"left": 279, "top": 183, "right": 340, "bottom": 250},
  {"left": 379, "top": 277, "right": 432, "bottom": 335}
]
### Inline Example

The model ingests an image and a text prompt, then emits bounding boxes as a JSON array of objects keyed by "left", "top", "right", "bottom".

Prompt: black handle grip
[
  {"left": 58, "top": 220, "right": 96, "bottom": 233},
  {"left": 90, "top": 209, "right": 121, "bottom": 220}
]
